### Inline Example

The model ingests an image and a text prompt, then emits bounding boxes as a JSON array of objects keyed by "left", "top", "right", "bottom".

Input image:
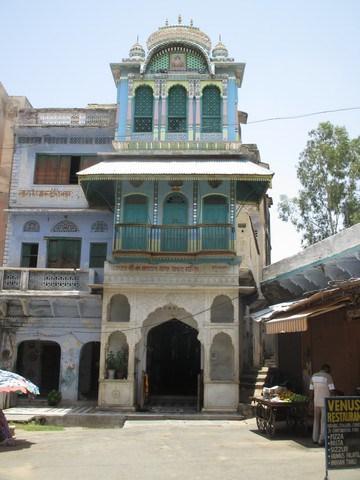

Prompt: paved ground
[{"left": 0, "top": 419, "right": 357, "bottom": 480}]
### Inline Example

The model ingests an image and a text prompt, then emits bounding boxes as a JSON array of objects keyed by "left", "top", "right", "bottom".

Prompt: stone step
[{"left": 5, "top": 406, "right": 245, "bottom": 427}]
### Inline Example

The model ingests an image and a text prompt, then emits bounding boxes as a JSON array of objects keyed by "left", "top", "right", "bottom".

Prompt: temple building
[{"left": 0, "top": 18, "right": 273, "bottom": 412}]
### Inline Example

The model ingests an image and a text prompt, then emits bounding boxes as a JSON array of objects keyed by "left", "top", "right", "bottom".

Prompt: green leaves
[{"left": 278, "top": 122, "right": 360, "bottom": 247}]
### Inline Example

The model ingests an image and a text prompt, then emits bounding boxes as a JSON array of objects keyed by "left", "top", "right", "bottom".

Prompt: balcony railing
[
  {"left": 0, "top": 268, "right": 90, "bottom": 291},
  {"left": 113, "top": 224, "right": 235, "bottom": 254}
]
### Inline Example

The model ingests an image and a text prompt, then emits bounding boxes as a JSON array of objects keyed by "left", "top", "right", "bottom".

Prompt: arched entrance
[
  {"left": 78, "top": 342, "right": 100, "bottom": 400},
  {"left": 146, "top": 319, "right": 200, "bottom": 399},
  {"left": 16, "top": 340, "right": 61, "bottom": 396}
]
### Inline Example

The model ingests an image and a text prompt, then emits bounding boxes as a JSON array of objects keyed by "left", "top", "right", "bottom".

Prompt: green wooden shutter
[
  {"left": 168, "top": 86, "right": 187, "bottom": 132},
  {"left": 162, "top": 194, "right": 188, "bottom": 252},
  {"left": 123, "top": 195, "right": 148, "bottom": 249},
  {"left": 202, "top": 196, "right": 228, "bottom": 249},
  {"left": 134, "top": 86, "right": 153, "bottom": 132},
  {"left": 202, "top": 86, "right": 221, "bottom": 133}
]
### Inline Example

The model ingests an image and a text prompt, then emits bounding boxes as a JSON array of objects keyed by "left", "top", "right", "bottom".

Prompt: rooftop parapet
[{"left": 16, "top": 107, "right": 116, "bottom": 128}]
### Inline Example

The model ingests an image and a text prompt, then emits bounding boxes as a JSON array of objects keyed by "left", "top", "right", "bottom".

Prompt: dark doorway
[
  {"left": 78, "top": 342, "right": 100, "bottom": 400},
  {"left": 146, "top": 319, "right": 200, "bottom": 397},
  {"left": 16, "top": 340, "right": 61, "bottom": 396}
]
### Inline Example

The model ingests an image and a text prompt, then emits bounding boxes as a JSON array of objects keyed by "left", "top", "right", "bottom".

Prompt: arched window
[
  {"left": 202, "top": 86, "right": 221, "bottom": 133},
  {"left": 23, "top": 220, "right": 40, "bottom": 232},
  {"left": 168, "top": 86, "right": 187, "bottom": 132},
  {"left": 162, "top": 193, "right": 188, "bottom": 252},
  {"left": 109, "top": 294, "right": 130, "bottom": 322},
  {"left": 122, "top": 195, "right": 148, "bottom": 250},
  {"left": 210, "top": 295, "right": 234, "bottom": 323},
  {"left": 134, "top": 86, "right": 153, "bottom": 133},
  {"left": 202, "top": 195, "right": 229, "bottom": 250}
]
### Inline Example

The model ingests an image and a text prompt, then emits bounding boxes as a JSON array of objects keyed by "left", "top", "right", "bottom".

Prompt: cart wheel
[
  {"left": 266, "top": 411, "right": 276, "bottom": 437},
  {"left": 266, "top": 420, "right": 275, "bottom": 437}
]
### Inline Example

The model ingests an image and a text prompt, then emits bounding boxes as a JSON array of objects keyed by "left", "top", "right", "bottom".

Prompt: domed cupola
[
  {"left": 129, "top": 38, "right": 145, "bottom": 61},
  {"left": 212, "top": 36, "right": 229, "bottom": 60}
]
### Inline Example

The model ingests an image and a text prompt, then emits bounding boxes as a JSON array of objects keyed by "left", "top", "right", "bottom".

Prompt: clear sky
[{"left": 1, "top": 0, "right": 359, "bottom": 262}]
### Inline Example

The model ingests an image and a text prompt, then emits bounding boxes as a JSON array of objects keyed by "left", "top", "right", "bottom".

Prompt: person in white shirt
[{"left": 309, "top": 364, "right": 335, "bottom": 445}]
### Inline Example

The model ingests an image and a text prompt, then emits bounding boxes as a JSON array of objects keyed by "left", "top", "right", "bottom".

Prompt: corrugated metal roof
[{"left": 77, "top": 159, "right": 273, "bottom": 180}]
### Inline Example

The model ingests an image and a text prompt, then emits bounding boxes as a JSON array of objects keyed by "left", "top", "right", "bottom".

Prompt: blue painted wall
[
  {"left": 117, "top": 79, "right": 128, "bottom": 141},
  {"left": 227, "top": 78, "right": 238, "bottom": 141}
]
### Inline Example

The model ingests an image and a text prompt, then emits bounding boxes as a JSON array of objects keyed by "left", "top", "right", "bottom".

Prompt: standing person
[{"left": 309, "top": 364, "right": 335, "bottom": 446}]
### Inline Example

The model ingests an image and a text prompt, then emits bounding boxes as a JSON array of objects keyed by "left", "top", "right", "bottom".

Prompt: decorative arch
[
  {"left": 145, "top": 43, "right": 211, "bottom": 74},
  {"left": 23, "top": 220, "right": 40, "bottom": 232},
  {"left": 134, "top": 85, "right": 154, "bottom": 133},
  {"left": 142, "top": 303, "right": 198, "bottom": 332},
  {"left": 210, "top": 295, "right": 234, "bottom": 323},
  {"left": 168, "top": 85, "right": 187, "bottom": 132},
  {"left": 202, "top": 85, "right": 221, "bottom": 133},
  {"left": 51, "top": 219, "right": 79, "bottom": 233},
  {"left": 108, "top": 294, "right": 130, "bottom": 322},
  {"left": 210, "top": 332, "right": 235, "bottom": 381}
]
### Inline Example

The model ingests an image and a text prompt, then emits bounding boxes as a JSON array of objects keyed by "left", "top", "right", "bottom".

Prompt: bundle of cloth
[{"left": 0, "top": 409, "right": 15, "bottom": 446}]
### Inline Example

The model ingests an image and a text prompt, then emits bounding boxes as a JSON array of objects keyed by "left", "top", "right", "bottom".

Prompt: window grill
[
  {"left": 134, "top": 86, "right": 153, "bottom": 133},
  {"left": 168, "top": 86, "right": 187, "bottom": 133}
]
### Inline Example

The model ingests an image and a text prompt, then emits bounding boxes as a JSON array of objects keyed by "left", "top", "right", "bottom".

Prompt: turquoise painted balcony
[{"left": 113, "top": 224, "right": 235, "bottom": 255}]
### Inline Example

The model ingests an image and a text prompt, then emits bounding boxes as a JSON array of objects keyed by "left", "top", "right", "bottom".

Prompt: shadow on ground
[
  {"left": 250, "top": 423, "right": 321, "bottom": 449},
  {"left": 0, "top": 439, "right": 35, "bottom": 452}
]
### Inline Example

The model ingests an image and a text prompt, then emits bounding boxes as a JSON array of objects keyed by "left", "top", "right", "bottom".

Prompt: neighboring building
[
  {"left": 0, "top": 84, "right": 31, "bottom": 265},
  {"left": 255, "top": 223, "right": 360, "bottom": 397},
  {"left": 0, "top": 19, "right": 273, "bottom": 412}
]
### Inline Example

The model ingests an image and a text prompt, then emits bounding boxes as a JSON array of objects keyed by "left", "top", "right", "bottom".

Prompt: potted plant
[
  {"left": 106, "top": 351, "right": 116, "bottom": 379},
  {"left": 114, "top": 349, "right": 128, "bottom": 379},
  {"left": 47, "top": 389, "right": 62, "bottom": 406}
]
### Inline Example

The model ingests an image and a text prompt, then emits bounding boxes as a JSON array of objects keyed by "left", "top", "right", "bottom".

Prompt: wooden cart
[{"left": 251, "top": 397, "right": 308, "bottom": 437}]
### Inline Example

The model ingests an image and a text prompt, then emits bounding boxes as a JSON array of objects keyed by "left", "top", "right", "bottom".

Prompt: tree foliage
[{"left": 278, "top": 122, "right": 360, "bottom": 246}]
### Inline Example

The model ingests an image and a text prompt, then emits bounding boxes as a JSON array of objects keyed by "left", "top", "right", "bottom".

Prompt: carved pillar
[
  {"left": 125, "top": 79, "right": 134, "bottom": 140},
  {"left": 222, "top": 79, "right": 228, "bottom": 140},
  {"left": 113, "top": 181, "right": 122, "bottom": 251},
  {"left": 194, "top": 80, "right": 201, "bottom": 140},
  {"left": 160, "top": 81, "right": 167, "bottom": 141},
  {"left": 188, "top": 81, "right": 195, "bottom": 141},
  {"left": 230, "top": 180, "right": 236, "bottom": 250},
  {"left": 153, "top": 80, "right": 161, "bottom": 140}
]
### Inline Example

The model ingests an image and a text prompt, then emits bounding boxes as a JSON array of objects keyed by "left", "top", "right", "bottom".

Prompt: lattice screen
[
  {"left": 168, "top": 86, "right": 187, "bottom": 132},
  {"left": 134, "top": 86, "right": 153, "bottom": 132},
  {"left": 202, "top": 86, "right": 221, "bottom": 132}
]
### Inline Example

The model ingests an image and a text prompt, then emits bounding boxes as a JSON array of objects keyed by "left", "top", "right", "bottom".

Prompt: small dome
[
  {"left": 212, "top": 39, "right": 228, "bottom": 60},
  {"left": 129, "top": 41, "right": 145, "bottom": 60}
]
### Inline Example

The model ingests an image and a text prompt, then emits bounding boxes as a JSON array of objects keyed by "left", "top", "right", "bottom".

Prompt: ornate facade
[{"left": 1, "top": 19, "right": 273, "bottom": 412}]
